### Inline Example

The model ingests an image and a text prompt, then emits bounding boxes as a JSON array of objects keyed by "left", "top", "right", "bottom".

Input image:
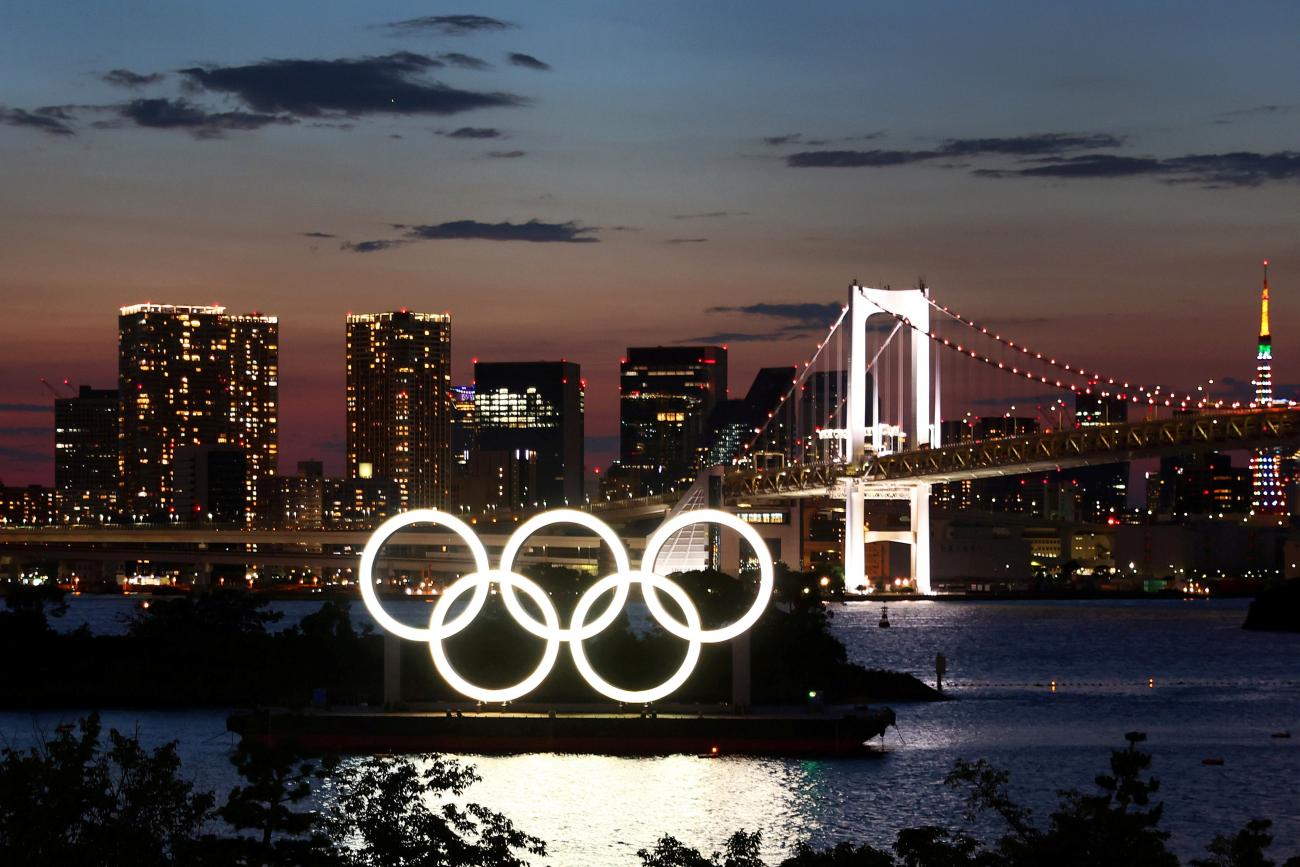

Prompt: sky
[{"left": 2, "top": 1, "right": 1300, "bottom": 485}]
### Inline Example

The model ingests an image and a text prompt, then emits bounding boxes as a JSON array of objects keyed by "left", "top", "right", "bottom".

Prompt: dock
[{"left": 227, "top": 705, "right": 897, "bottom": 757}]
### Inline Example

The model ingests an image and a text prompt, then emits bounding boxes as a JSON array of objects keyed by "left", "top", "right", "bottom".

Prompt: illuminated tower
[
  {"left": 118, "top": 304, "right": 278, "bottom": 523},
  {"left": 346, "top": 311, "right": 451, "bottom": 510},
  {"left": 1250, "top": 260, "right": 1285, "bottom": 515}
]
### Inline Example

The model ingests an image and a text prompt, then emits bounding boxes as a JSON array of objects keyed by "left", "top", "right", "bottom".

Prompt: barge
[{"left": 227, "top": 705, "right": 896, "bottom": 757}]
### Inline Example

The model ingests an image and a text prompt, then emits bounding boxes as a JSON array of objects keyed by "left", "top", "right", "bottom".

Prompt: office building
[
  {"left": 619, "top": 345, "right": 726, "bottom": 494},
  {"left": 474, "top": 361, "right": 584, "bottom": 506},
  {"left": 118, "top": 304, "right": 278, "bottom": 522},
  {"left": 346, "top": 311, "right": 451, "bottom": 510},
  {"left": 54, "top": 385, "right": 119, "bottom": 524},
  {"left": 173, "top": 444, "right": 247, "bottom": 524}
]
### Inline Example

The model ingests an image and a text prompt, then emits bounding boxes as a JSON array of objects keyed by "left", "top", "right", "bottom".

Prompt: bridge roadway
[
  {"left": 0, "top": 527, "right": 645, "bottom": 575},
  {"left": 724, "top": 407, "right": 1300, "bottom": 499}
]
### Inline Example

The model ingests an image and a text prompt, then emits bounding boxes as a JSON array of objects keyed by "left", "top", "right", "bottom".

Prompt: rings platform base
[{"left": 226, "top": 706, "right": 897, "bottom": 757}]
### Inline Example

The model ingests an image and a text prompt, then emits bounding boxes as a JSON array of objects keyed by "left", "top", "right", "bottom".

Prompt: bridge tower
[{"left": 843, "top": 284, "right": 939, "bottom": 595}]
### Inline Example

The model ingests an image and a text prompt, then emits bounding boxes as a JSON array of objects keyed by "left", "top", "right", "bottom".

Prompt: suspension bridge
[{"left": 627, "top": 282, "right": 1300, "bottom": 595}]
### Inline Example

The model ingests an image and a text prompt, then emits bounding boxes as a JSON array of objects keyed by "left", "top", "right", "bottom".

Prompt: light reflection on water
[{"left": 12, "top": 597, "right": 1300, "bottom": 864}]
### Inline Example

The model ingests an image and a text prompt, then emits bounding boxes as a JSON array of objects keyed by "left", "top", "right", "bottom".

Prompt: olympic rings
[{"left": 358, "top": 507, "right": 775, "bottom": 703}]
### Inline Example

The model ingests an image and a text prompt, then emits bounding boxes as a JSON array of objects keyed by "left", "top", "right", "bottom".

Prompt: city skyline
[{"left": 3, "top": 2, "right": 1300, "bottom": 486}]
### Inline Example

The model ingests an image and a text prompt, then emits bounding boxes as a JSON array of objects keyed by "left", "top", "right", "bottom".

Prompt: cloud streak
[
  {"left": 381, "top": 15, "right": 514, "bottom": 35},
  {"left": 708, "top": 301, "right": 844, "bottom": 327},
  {"left": 442, "top": 126, "right": 502, "bottom": 138},
  {"left": 117, "top": 98, "right": 295, "bottom": 136},
  {"left": 0, "top": 106, "right": 76, "bottom": 136},
  {"left": 180, "top": 53, "right": 526, "bottom": 118},
  {"left": 102, "top": 69, "right": 164, "bottom": 88},
  {"left": 507, "top": 53, "right": 551, "bottom": 71},
  {"left": 344, "top": 219, "right": 599, "bottom": 251},
  {"left": 977, "top": 151, "right": 1300, "bottom": 187}
]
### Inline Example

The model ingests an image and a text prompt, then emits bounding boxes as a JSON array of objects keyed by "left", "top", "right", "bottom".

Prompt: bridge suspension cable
[{"left": 922, "top": 296, "right": 1226, "bottom": 409}]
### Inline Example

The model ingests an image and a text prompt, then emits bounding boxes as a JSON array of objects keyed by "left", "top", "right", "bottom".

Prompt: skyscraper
[
  {"left": 474, "top": 361, "right": 584, "bottom": 506},
  {"left": 619, "top": 346, "right": 727, "bottom": 494},
  {"left": 1251, "top": 261, "right": 1285, "bottom": 515},
  {"left": 118, "top": 304, "right": 278, "bottom": 522},
  {"left": 346, "top": 311, "right": 451, "bottom": 510},
  {"left": 55, "top": 385, "right": 119, "bottom": 524}
]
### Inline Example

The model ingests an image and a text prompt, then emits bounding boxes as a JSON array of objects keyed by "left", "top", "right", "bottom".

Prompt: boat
[{"left": 226, "top": 705, "right": 898, "bottom": 757}]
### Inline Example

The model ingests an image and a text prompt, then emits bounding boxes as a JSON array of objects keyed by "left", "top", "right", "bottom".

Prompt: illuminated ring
[
  {"left": 358, "top": 509, "right": 490, "bottom": 642},
  {"left": 428, "top": 570, "right": 562, "bottom": 703},
  {"left": 640, "top": 509, "right": 775, "bottom": 643},
  {"left": 497, "top": 509, "right": 633, "bottom": 641},
  {"left": 568, "top": 570, "right": 702, "bottom": 704}
]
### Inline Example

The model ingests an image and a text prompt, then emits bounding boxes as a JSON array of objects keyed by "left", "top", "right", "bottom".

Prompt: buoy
[{"left": 878, "top": 604, "right": 891, "bottom": 628}]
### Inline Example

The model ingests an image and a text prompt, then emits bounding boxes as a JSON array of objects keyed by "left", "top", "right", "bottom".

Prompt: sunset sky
[{"left": 3, "top": 1, "right": 1300, "bottom": 485}]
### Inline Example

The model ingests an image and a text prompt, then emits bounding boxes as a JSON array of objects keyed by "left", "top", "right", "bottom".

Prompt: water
[{"left": 10, "top": 597, "right": 1300, "bottom": 864}]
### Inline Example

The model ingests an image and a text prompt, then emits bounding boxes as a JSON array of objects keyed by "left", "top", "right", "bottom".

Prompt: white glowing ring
[
  {"left": 358, "top": 509, "right": 491, "bottom": 642},
  {"left": 640, "top": 509, "right": 776, "bottom": 643},
  {"left": 428, "top": 570, "right": 562, "bottom": 703},
  {"left": 498, "top": 508, "right": 633, "bottom": 640},
  {"left": 359, "top": 507, "right": 775, "bottom": 703},
  {"left": 568, "top": 570, "right": 702, "bottom": 704}
]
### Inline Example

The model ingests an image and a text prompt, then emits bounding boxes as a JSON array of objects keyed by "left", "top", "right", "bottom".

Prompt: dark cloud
[
  {"left": 787, "top": 149, "right": 940, "bottom": 168},
  {"left": 486, "top": 149, "right": 526, "bottom": 159},
  {"left": 0, "top": 403, "right": 50, "bottom": 413},
  {"left": 666, "top": 237, "right": 709, "bottom": 244},
  {"left": 117, "top": 98, "right": 295, "bottom": 137},
  {"left": 180, "top": 53, "right": 526, "bottom": 118},
  {"left": 507, "top": 52, "right": 551, "bottom": 71},
  {"left": 406, "top": 219, "right": 596, "bottom": 242},
  {"left": 102, "top": 68, "right": 164, "bottom": 88},
  {"left": 685, "top": 330, "right": 804, "bottom": 344},
  {"left": 673, "top": 211, "right": 748, "bottom": 220},
  {"left": 764, "top": 132, "right": 880, "bottom": 147},
  {"left": 1163, "top": 151, "right": 1300, "bottom": 186},
  {"left": 442, "top": 126, "right": 502, "bottom": 138},
  {"left": 344, "top": 219, "right": 599, "bottom": 251},
  {"left": 977, "top": 151, "right": 1300, "bottom": 187},
  {"left": 382, "top": 15, "right": 514, "bottom": 35},
  {"left": 0, "top": 106, "right": 76, "bottom": 136},
  {"left": 341, "top": 239, "right": 410, "bottom": 253},
  {"left": 1, "top": 426, "right": 52, "bottom": 437},
  {"left": 438, "top": 52, "right": 491, "bottom": 70},
  {"left": 1219, "top": 104, "right": 1295, "bottom": 119},
  {"left": 976, "top": 154, "right": 1163, "bottom": 179},
  {"left": 0, "top": 446, "right": 51, "bottom": 465},
  {"left": 788, "top": 132, "right": 1120, "bottom": 168},
  {"left": 708, "top": 301, "right": 843, "bottom": 327},
  {"left": 302, "top": 231, "right": 336, "bottom": 238},
  {"left": 939, "top": 133, "right": 1122, "bottom": 156}
]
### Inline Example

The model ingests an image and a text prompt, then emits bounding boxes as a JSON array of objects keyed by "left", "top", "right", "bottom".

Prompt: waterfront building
[
  {"left": 703, "top": 366, "right": 796, "bottom": 467},
  {"left": 255, "top": 460, "right": 325, "bottom": 530},
  {"left": 118, "top": 304, "right": 278, "bottom": 523},
  {"left": 322, "top": 476, "right": 401, "bottom": 528},
  {"left": 619, "top": 345, "right": 726, "bottom": 494},
  {"left": 1061, "top": 392, "right": 1129, "bottom": 521},
  {"left": 473, "top": 361, "right": 584, "bottom": 506},
  {"left": 54, "top": 385, "right": 119, "bottom": 524},
  {"left": 345, "top": 311, "right": 451, "bottom": 510},
  {"left": 0, "top": 483, "right": 58, "bottom": 527},
  {"left": 450, "top": 384, "right": 476, "bottom": 469},
  {"left": 172, "top": 444, "right": 247, "bottom": 524}
]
